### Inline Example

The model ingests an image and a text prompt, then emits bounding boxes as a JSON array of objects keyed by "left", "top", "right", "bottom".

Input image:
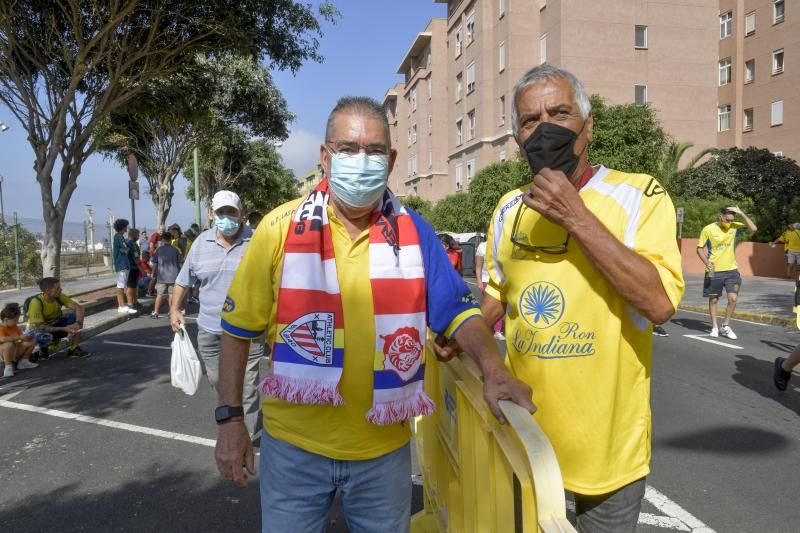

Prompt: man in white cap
[{"left": 170, "top": 190, "right": 265, "bottom": 438}]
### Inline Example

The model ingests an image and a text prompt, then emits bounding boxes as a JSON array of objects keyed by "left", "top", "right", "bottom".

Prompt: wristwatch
[{"left": 214, "top": 405, "right": 244, "bottom": 425}]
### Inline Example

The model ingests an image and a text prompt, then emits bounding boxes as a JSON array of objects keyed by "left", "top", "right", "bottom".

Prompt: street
[{"left": 1, "top": 307, "right": 799, "bottom": 532}]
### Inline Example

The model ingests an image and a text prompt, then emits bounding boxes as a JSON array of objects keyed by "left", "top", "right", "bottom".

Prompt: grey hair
[
  {"left": 511, "top": 64, "right": 592, "bottom": 139},
  {"left": 324, "top": 96, "right": 392, "bottom": 151}
]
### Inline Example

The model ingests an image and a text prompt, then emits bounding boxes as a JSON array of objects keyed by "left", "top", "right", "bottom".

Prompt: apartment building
[
  {"left": 298, "top": 166, "right": 323, "bottom": 197},
  {"left": 717, "top": 0, "right": 798, "bottom": 161}
]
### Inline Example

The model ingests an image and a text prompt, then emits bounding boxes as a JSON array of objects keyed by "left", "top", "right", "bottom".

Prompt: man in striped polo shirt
[{"left": 170, "top": 190, "right": 265, "bottom": 438}]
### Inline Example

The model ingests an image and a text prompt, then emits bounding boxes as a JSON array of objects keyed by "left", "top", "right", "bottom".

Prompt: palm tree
[{"left": 657, "top": 142, "right": 716, "bottom": 191}]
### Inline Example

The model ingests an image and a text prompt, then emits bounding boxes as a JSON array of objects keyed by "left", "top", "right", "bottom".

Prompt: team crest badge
[
  {"left": 280, "top": 312, "right": 335, "bottom": 365},
  {"left": 381, "top": 327, "right": 423, "bottom": 381}
]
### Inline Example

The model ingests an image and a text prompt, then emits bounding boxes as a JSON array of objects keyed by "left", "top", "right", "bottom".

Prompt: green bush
[
  {"left": 0, "top": 224, "right": 43, "bottom": 290},
  {"left": 673, "top": 196, "right": 753, "bottom": 239},
  {"left": 429, "top": 192, "right": 471, "bottom": 232},
  {"left": 400, "top": 195, "right": 433, "bottom": 220}
]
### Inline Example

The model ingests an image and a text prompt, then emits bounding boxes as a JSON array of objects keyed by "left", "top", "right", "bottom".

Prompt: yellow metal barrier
[{"left": 411, "top": 351, "right": 576, "bottom": 533}]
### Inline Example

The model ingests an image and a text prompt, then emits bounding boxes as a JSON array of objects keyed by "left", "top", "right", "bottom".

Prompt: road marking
[
  {"left": 677, "top": 309, "right": 770, "bottom": 327},
  {"left": 638, "top": 513, "right": 689, "bottom": 531},
  {"left": 645, "top": 485, "right": 716, "bottom": 532},
  {"left": 683, "top": 334, "right": 743, "bottom": 349},
  {"left": 103, "top": 340, "right": 171, "bottom": 351},
  {"left": 0, "top": 399, "right": 217, "bottom": 447}
]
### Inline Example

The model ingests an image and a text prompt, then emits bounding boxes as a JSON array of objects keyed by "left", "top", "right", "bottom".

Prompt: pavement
[{"left": 0, "top": 273, "right": 118, "bottom": 308}]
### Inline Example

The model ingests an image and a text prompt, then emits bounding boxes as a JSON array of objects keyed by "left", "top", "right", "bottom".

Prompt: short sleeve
[
  {"left": 407, "top": 210, "right": 480, "bottom": 337},
  {"left": 27, "top": 298, "right": 44, "bottom": 327},
  {"left": 59, "top": 294, "right": 75, "bottom": 308},
  {"left": 475, "top": 242, "right": 486, "bottom": 258},
  {"left": 633, "top": 187, "right": 685, "bottom": 311},
  {"left": 697, "top": 226, "right": 710, "bottom": 250},
  {"left": 175, "top": 244, "right": 197, "bottom": 288}
]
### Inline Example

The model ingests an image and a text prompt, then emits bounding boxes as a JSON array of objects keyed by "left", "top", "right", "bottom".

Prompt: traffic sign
[
  {"left": 676, "top": 207, "right": 684, "bottom": 223},
  {"left": 129, "top": 180, "right": 139, "bottom": 200}
]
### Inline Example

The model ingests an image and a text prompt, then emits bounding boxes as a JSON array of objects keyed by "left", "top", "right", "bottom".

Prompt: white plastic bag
[{"left": 171, "top": 326, "right": 201, "bottom": 395}]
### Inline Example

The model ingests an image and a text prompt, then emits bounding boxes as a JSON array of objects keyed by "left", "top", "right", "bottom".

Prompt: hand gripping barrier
[{"left": 411, "top": 350, "right": 576, "bottom": 533}]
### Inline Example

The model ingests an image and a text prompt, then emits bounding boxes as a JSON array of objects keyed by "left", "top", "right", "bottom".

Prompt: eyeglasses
[
  {"left": 509, "top": 205, "right": 570, "bottom": 254},
  {"left": 325, "top": 141, "right": 389, "bottom": 157}
]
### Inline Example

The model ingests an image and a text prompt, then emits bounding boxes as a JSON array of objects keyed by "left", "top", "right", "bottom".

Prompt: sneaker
[
  {"left": 150, "top": 312, "right": 159, "bottom": 319},
  {"left": 493, "top": 331, "right": 506, "bottom": 341},
  {"left": 126, "top": 306, "right": 138, "bottom": 314},
  {"left": 16, "top": 359, "right": 39, "bottom": 370},
  {"left": 652, "top": 325, "right": 669, "bottom": 337},
  {"left": 118, "top": 306, "right": 130, "bottom": 313},
  {"left": 38, "top": 346, "right": 50, "bottom": 360},
  {"left": 68, "top": 346, "right": 92, "bottom": 359},
  {"left": 774, "top": 357, "right": 792, "bottom": 391},
  {"left": 186, "top": 297, "right": 199, "bottom": 304},
  {"left": 719, "top": 325, "right": 737, "bottom": 340},
  {"left": 2, "top": 365, "right": 13, "bottom": 378},
  {"left": 709, "top": 327, "right": 719, "bottom": 337}
]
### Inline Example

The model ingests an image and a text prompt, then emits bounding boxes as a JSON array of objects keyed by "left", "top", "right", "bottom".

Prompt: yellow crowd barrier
[{"left": 411, "top": 350, "right": 576, "bottom": 533}]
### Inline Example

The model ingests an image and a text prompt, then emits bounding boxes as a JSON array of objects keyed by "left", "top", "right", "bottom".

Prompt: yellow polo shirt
[
  {"left": 697, "top": 221, "right": 746, "bottom": 272},
  {"left": 777, "top": 230, "right": 800, "bottom": 253},
  {"left": 486, "top": 166, "right": 684, "bottom": 495},
  {"left": 222, "top": 197, "right": 480, "bottom": 460}
]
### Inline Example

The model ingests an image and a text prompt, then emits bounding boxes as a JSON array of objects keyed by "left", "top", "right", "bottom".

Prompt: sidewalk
[
  {"left": 679, "top": 273, "right": 796, "bottom": 326},
  {"left": 0, "top": 273, "right": 118, "bottom": 308}
]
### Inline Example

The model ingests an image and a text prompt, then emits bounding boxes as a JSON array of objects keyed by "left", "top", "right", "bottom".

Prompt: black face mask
[{"left": 522, "top": 121, "right": 586, "bottom": 178}]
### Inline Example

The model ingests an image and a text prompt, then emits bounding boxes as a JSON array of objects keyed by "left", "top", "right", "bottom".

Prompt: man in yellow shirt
[
  {"left": 483, "top": 64, "right": 684, "bottom": 532},
  {"left": 696, "top": 206, "right": 757, "bottom": 339},
  {"left": 215, "top": 96, "right": 534, "bottom": 533},
  {"left": 770, "top": 223, "right": 800, "bottom": 278}
]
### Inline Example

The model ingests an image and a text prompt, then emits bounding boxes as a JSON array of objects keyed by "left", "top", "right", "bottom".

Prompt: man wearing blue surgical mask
[
  {"left": 215, "top": 96, "right": 535, "bottom": 533},
  {"left": 169, "top": 190, "right": 266, "bottom": 440}
]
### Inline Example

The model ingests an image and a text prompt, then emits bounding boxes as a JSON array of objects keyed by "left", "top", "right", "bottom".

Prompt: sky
[{"left": 0, "top": 0, "right": 446, "bottom": 231}]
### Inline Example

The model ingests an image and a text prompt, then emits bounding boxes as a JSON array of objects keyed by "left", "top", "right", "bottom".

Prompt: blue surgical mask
[
  {"left": 327, "top": 150, "right": 389, "bottom": 208},
  {"left": 215, "top": 215, "right": 240, "bottom": 236}
]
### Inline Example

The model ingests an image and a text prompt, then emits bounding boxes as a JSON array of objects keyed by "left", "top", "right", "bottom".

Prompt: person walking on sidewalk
[
  {"left": 150, "top": 232, "right": 182, "bottom": 319},
  {"left": 113, "top": 219, "right": 137, "bottom": 315},
  {"left": 170, "top": 190, "right": 265, "bottom": 439},
  {"left": 696, "top": 206, "right": 757, "bottom": 339},
  {"left": 1, "top": 303, "right": 38, "bottom": 378},
  {"left": 126, "top": 228, "right": 143, "bottom": 310},
  {"left": 774, "top": 346, "right": 800, "bottom": 391},
  {"left": 474, "top": 235, "right": 505, "bottom": 340},
  {"left": 769, "top": 223, "right": 800, "bottom": 279},
  {"left": 24, "top": 277, "right": 91, "bottom": 359}
]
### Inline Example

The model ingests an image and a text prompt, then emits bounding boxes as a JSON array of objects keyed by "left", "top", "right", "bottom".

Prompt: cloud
[{"left": 277, "top": 128, "right": 324, "bottom": 178}]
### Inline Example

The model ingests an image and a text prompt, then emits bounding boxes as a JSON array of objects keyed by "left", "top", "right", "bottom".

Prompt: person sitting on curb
[
  {"left": 24, "top": 277, "right": 91, "bottom": 359},
  {"left": 1, "top": 303, "right": 38, "bottom": 378}
]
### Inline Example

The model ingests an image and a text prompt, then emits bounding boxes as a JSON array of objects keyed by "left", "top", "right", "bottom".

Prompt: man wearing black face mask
[{"left": 481, "top": 64, "right": 685, "bottom": 533}]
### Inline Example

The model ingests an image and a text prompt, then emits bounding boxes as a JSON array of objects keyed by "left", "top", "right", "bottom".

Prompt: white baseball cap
[{"left": 211, "top": 190, "right": 242, "bottom": 213}]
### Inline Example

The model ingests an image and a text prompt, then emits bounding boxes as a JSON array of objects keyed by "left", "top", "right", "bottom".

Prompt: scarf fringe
[
  {"left": 366, "top": 391, "right": 436, "bottom": 425},
  {"left": 260, "top": 375, "right": 345, "bottom": 406}
]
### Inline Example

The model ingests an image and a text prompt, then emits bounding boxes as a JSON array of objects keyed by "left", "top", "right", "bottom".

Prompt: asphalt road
[{"left": 1, "top": 305, "right": 799, "bottom": 532}]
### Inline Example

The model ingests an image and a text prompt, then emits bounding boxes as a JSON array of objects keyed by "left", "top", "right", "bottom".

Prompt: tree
[
  {"left": 429, "top": 193, "right": 472, "bottom": 233},
  {"left": 467, "top": 158, "right": 530, "bottom": 232},
  {"left": 588, "top": 94, "right": 669, "bottom": 177},
  {"left": 0, "top": 224, "right": 42, "bottom": 289},
  {"left": 0, "top": 0, "right": 336, "bottom": 276},
  {"left": 656, "top": 141, "right": 715, "bottom": 193},
  {"left": 400, "top": 196, "right": 433, "bottom": 220}
]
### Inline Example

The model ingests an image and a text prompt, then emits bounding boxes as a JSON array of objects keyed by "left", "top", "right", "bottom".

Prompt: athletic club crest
[
  {"left": 280, "top": 312, "right": 335, "bottom": 365},
  {"left": 381, "top": 327, "right": 423, "bottom": 381}
]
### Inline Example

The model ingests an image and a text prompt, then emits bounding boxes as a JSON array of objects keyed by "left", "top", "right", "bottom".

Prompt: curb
[{"left": 678, "top": 303, "right": 795, "bottom": 327}]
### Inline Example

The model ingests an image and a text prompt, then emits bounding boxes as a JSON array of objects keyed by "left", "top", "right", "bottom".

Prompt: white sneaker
[
  {"left": 126, "top": 306, "right": 138, "bottom": 314},
  {"left": 709, "top": 327, "right": 719, "bottom": 337},
  {"left": 493, "top": 331, "right": 506, "bottom": 341},
  {"left": 2, "top": 365, "right": 13, "bottom": 378},
  {"left": 16, "top": 359, "right": 38, "bottom": 370},
  {"left": 117, "top": 306, "right": 129, "bottom": 313},
  {"left": 720, "top": 325, "right": 737, "bottom": 340}
]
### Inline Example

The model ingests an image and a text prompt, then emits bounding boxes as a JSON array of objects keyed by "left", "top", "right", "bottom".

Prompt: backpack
[{"left": 22, "top": 294, "right": 43, "bottom": 322}]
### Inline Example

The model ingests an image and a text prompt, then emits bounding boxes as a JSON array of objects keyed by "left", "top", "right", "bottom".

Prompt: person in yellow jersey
[
  {"left": 769, "top": 222, "right": 800, "bottom": 278},
  {"left": 481, "top": 64, "right": 685, "bottom": 532},
  {"left": 696, "top": 206, "right": 757, "bottom": 339},
  {"left": 215, "top": 96, "right": 535, "bottom": 533}
]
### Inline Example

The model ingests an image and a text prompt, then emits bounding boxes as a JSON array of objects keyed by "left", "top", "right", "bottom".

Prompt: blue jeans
[{"left": 259, "top": 430, "right": 411, "bottom": 533}]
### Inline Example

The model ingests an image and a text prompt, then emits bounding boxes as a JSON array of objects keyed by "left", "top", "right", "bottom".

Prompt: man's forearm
[
  {"left": 568, "top": 210, "right": 675, "bottom": 324},
  {"left": 453, "top": 317, "right": 505, "bottom": 376},
  {"left": 740, "top": 212, "right": 757, "bottom": 232},
  {"left": 219, "top": 334, "right": 250, "bottom": 406},
  {"left": 170, "top": 284, "right": 189, "bottom": 314}
]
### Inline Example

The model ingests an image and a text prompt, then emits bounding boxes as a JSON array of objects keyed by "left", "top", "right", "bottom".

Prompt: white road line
[
  {"left": 638, "top": 513, "right": 690, "bottom": 531},
  {"left": 683, "top": 334, "right": 743, "bottom": 349},
  {"left": 677, "top": 309, "right": 770, "bottom": 327},
  {"left": 104, "top": 340, "right": 171, "bottom": 351},
  {"left": 0, "top": 399, "right": 216, "bottom": 447},
  {"left": 645, "top": 485, "right": 716, "bottom": 532}
]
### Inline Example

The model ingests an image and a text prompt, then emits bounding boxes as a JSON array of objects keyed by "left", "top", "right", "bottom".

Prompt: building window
[
  {"left": 412, "top": 154, "right": 418, "bottom": 175},
  {"left": 499, "top": 0, "right": 505, "bottom": 18},
  {"left": 411, "top": 88, "right": 417, "bottom": 111},
  {"left": 774, "top": 0, "right": 785, "bottom": 24},
  {"left": 412, "top": 123, "right": 417, "bottom": 144},
  {"left": 743, "top": 108, "right": 754, "bottom": 131},
  {"left": 428, "top": 113, "right": 432, "bottom": 134},
  {"left": 467, "top": 159, "right": 476, "bottom": 182},
  {"left": 720, "top": 11, "right": 732, "bottom": 39},
  {"left": 407, "top": 127, "right": 412, "bottom": 147},
  {"left": 635, "top": 84, "right": 647, "bottom": 106},
  {"left": 466, "top": 11, "right": 475, "bottom": 45},
  {"left": 456, "top": 119, "right": 463, "bottom": 145},
  {"left": 772, "top": 49, "right": 784, "bottom": 74},
  {"left": 468, "top": 109, "right": 476, "bottom": 139},
  {"left": 428, "top": 149, "right": 433, "bottom": 169},
  {"left": 771, "top": 100, "right": 783, "bottom": 126},
  {"left": 540, "top": 34, "right": 547, "bottom": 64},
  {"left": 427, "top": 77, "right": 432, "bottom": 99},
  {"left": 456, "top": 73, "right": 463, "bottom": 101},
  {"left": 498, "top": 150, "right": 507, "bottom": 162},
  {"left": 540, "top": 0, "right": 547, "bottom": 10},
  {"left": 744, "top": 59, "right": 755, "bottom": 83},
  {"left": 466, "top": 61, "right": 476, "bottom": 93},
  {"left": 718, "top": 104, "right": 731, "bottom": 132},
  {"left": 407, "top": 157, "right": 412, "bottom": 177},
  {"left": 719, "top": 57, "right": 732, "bottom": 85},
  {"left": 745, "top": 11, "right": 756, "bottom": 35},
  {"left": 455, "top": 164, "right": 464, "bottom": 191},
  {"left": 499, "top": 95, "right": 506, "bottom": 125},
  {"left": 774, "top": 151, "right": 784, "bottom": 158},
  {"left": 499, "top": 41, "right": 506, "bottom": 72},
  {"left": 455, "top": 25, "right": 463, "bottom": 57},
  {"left": 635, "top": 25, "right": 647, "bottom": 49}
]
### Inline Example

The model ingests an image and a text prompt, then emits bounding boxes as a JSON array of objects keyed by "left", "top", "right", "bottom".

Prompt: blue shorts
[{"left": 29, "top": 312, "right": 77, "bottom": 346}]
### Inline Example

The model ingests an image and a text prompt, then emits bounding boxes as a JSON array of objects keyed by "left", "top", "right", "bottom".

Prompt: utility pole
[
  {"left": 85, "top": 204, "right": 95, "bottom": 256},
  {"left": 193, "top": 147, "right": 201, "bottom": 227},
  {"left": 0, "top": 174, "right": 5, "bottom": 226}
]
